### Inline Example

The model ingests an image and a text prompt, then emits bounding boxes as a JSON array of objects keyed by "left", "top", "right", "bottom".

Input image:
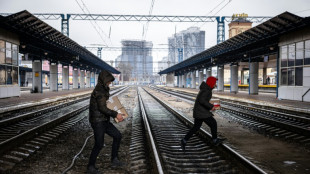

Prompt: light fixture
[
  {"left": 21, "top": 45, "right": 26, "bottom": 49},
  {"left": 243, "top": 54, "right": 247, "bottom": 57},
  {"left": 44, "top": 52, "right": 48, "bottom": 56},
  {"left": 270, "top": 47, "right": 274, "bottom": 51}
]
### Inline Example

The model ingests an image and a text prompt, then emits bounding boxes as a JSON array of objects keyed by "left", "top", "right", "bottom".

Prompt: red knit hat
[{"left": 206, "top": 76, "right": 217, "bottom": 89}]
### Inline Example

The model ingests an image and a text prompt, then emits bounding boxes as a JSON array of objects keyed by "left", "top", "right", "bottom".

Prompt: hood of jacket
[
  {"left": 98, "top": 70, "right": 115, "bottom": 86},
  {"left": 206, "top": 76, "right": 217, "bottom": 89},
  {"left": 199, "top": 81, "right": 212, "bottom": 91}
]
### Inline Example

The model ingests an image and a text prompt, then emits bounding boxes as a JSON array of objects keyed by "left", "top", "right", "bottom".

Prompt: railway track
[
  {"left": 134, "top": 87, "right": 266, "bottom": 174},
  {"left": 151, "top": 86, "right": 310, "bottom": 146},
  {"left": 0, "top": 86, "right": 128, "bottom": 173}
]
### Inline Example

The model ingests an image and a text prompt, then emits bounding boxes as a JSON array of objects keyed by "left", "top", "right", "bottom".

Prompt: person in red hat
[{"left": 180, "top": 76, "right": 225, "bottom": 150}]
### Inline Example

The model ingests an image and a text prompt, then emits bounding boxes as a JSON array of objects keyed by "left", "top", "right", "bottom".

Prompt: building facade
[
  {"left": 168, "top": 27, "right": 205, "bottom": 66},
  {"left": 119, "top": 40, "right": 153, "bottom": 85},
  {"left": 0, "top": 27, "right": 20, "bottom": 98},
  {"left": 278, "top": 26, "right": 310, "bottom": 101}
]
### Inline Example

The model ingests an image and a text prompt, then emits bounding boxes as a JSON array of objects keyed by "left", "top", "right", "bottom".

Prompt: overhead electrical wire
[
  {"left": 142, "top": 0, "right": 155, "bottom": 40},
  {"left": 74, "top": 0, "right": 112, "bottom": 47}
]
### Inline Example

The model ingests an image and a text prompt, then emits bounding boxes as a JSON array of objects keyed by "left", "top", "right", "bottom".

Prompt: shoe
[
  {"left": 86, "top": 165, "right": 102, "bottom": 174},
  {"left": 212, "top": 138, "right": 226, "bottom": 146},
  {"left": 180, "top": 138, "right": 187, "bottom": 151},
  {"left": 111, "top": 157, "right": 126, "bottom": 168}
]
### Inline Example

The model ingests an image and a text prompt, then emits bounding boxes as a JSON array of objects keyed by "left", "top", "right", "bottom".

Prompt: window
[
  {"left": 5, "top": 42, "right": 12, "bottom": 64},
  {"left": 6, "top": 66, "right": 12, "bottom": 85},
  {"left": 0, "top": 40, "right": 5, "bottom": 64},
  {"left": 281, "top": 68, "right": 287, "bottom": 85},
  {"left": 287, "top": 68, "right": 294, "bottom": 86},
  {"left": 305, "top": 40, "right": 310, "bottom": 65},
  {"left": 0, "top": 65, "right": 5, "bottom": 85},
  {"left": 281, "top": 46, "right": 287, "bottom": 67},
  {"left": 12, "top": 66, "right": 18, "bottom": 85},
  {"left": 288, "top": 44, "right": 295, "bottom": 67},
  {"left": 12, "top": 44, "right": 18, "bottom": 66},
  {"left": 296, "top": 41, "right": 303, "bottom": 66},
  {"left": 295, "top": 67, "right": 303, "bottom": 86}
]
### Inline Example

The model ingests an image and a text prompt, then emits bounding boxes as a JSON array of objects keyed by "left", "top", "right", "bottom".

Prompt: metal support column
[
  {"left": 62, "top": 65, "right": 69, "bottom": 90},
  {"left": 249, "top": 61, "right": 259, "bottom": 95},
  {"left": 61, "top": 14, "right": 71, "bottom": 37},
  {"left": 49, "top": 62, "right": 58, "bottom": 91},
  {"left": 191, "top": 71, "right": 196, "bottom": 89},
  {"left": 216, "top": 17, "right": 225, "bottom": 44},
  {"left": 86, "top": 71, "right": 91, "bottom": 88},
  {"left": 73, "top": 67, "right": 78, "bottom": 89},
  {"left": 230, "top": 63, "right": 238, "bottom": 93},
  {"left": 32, "top": 59, "right": 42, "bottom": 93},
  {"left": 198, "top": 70, "right": 204, "bottom": 87},
  {"left": 217, "top": 65, "right": 224, "bottom": 92},
  {"left": 206, "top": 68, "right": 212, "bottom": 79},
  {"left": 80, "top": 70, "right": 85, "bottom": 89}
]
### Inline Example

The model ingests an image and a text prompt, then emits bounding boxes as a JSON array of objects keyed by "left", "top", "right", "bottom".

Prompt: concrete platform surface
[
  {"left": 0, "top": 88, "right": 93, "bottom": 113},
  {"left": 163, "top": 86, "right": 310, "bottom": 114}
]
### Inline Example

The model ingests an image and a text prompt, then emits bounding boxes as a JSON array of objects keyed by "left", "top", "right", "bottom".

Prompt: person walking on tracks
[
  {"left": 180, "top": 76, "right": 225, "bottom": 151},
  {"left": 87, "top": 70, "right": 126, "bottom": 174}
]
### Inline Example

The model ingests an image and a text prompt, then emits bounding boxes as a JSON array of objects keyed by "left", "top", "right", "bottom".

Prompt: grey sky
[{"left": 1, "top": 0, "right": 310, "bottom": 71}]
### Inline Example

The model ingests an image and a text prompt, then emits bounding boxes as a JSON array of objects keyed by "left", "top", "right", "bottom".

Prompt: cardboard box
[{"left": 107, "top": 96, "right": 129, "bottom": 123}]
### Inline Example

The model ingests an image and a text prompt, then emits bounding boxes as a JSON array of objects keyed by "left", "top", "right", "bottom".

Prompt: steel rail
[
  {"left": 0, "top": 86, "right": 127, "bottom": 156},
  {"left": 60, "top": 86, "right": 129, "bottom": 174},
  {"left": 143, "top": 87, "right": 267, "bottom": 174},
  {"left": 137, "top": 87, "right": 164, "bottom": 174}
]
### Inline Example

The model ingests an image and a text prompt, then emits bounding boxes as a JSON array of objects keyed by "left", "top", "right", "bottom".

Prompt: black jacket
[
  {"left": 193, "top": 82, "right": 214, "bottom": 119},
  {"left": 89, "top": 70, "right": 118, "bottom": 123}
]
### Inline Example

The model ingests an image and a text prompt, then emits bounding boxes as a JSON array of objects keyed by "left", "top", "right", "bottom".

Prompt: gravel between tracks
[
  {"left": 146, "top": 87, "right": 310, "bottom": 174},
  {"left": 9, "top": 87, "right": 137, "bottom": 174},
  {"left": 7, "top": 86, "right": 310, "bottom": 174}
]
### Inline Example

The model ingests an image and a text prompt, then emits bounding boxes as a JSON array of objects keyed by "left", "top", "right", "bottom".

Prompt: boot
[
  {"left": 212, "top": 138, "right": 226, "bottom": 146},
  {"left": 180, "top": 138, "right": 187, "bottom": 151},
  {"left": 86, "top": 165, "right": 101, "bottom": 174},
  {"left": 111, "top": 157, "right": 126, "bottom": 168}
]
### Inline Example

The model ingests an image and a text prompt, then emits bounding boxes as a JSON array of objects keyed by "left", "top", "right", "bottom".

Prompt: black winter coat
[
  {"left": 89, "top": 70, "right": 118, "bottom": 123},
  {"left": 193, "top": 82, "right": 214, "bottom": 119}
]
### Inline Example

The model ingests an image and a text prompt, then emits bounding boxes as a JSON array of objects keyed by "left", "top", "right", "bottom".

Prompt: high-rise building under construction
[
  {"left": 168, "top": 27, "right": 205, "bottom": 66},
  {"left": 116, "top": 40, "right": 153, "bottom": 84}
]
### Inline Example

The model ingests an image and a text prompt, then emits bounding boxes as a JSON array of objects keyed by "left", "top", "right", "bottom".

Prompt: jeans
[
  {"left": 88, "top": 121, "right": 122, "bottom": 167},
  {"left": 184, "top": 116, "right": 217, "bottom": 141}
]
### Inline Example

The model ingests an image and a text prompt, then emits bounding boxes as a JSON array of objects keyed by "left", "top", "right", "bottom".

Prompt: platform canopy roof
[
  {"left": 0, "top": 10, "right": 120, "bottom": 74},
  {"left": 159, "top": 12, "right": 310, "bottom": 75},
  {"left": 19, "top": 66, "right": 49, "bottom": 74}
]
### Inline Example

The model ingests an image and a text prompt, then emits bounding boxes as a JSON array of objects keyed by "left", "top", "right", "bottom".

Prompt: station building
[
  {"left": 0, "top": 10, "right": 119, "bottom": 99},
  {"left": 160, "top": 12, "right": 310, "bottom": 102}
]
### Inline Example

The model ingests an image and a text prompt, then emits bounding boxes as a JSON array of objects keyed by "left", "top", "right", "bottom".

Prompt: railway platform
[
  {"left": 0, "top": 88, "right": 94, "bottom": 114},
  {"left": 162, "top": 86, "right": 310, "bottom": 114}
]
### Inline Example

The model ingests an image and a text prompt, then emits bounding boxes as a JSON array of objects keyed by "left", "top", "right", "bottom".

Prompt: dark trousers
[
  {"left": 184, "top": 116, "right": 217, "bottom": 141},
  {"left": 88, "top": 121, "right": 122, "bottom": 167}
]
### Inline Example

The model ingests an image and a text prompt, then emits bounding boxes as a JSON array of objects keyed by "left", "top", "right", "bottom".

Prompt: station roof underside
[
  {"left": 159, "top": 12, "right": 310, "bottom": 75},
  {"left": 0, "top": 10, "right": 120, "bottom": 74}
]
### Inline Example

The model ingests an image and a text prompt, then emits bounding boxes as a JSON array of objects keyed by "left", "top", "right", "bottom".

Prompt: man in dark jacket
[
  {"left": 180, "top": 76, "right": 225, "bottom": 151},
  {"left": 87, "top": 70, "right": 125, "bottom": 174}
]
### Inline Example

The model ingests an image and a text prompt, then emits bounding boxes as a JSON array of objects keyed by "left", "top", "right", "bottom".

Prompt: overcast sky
[{"left": 1, "top": 0, "right": 310, "bottom": 71}]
